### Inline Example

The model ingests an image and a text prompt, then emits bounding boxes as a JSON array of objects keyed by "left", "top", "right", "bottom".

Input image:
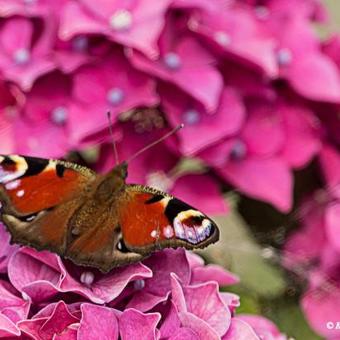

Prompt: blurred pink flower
[
  {"left": 0, "top": 221, "right": 286, "bottom": 338},
  {"left": 190, "top": 3, "right": 278, "bottom": 77},
  {"left": 59, "top": 0, "right": 171, "bottom": 59},
  {"left": 199, "top": 99, "right": 320, "bottom": 212},
  {"left": 130, "top": 21, "right": 223, "bottom": 112},
  {"left": 284, "top": 145, "right": 340, "bottom": 338},
  {"left": 0, "top": 17, "right": 56, "bottom": 90},
  {"left": 12, "top": 72, "right": 73, "bottom": 158},
  {"left": 268, "top": 15, "right": 340, "bottom": 102},
  {"left": 0, "top": 0, "right": 66, "bottom": 18},
  {"left": 160, "top": 83, "right": 245, "bottom": 155},
  {"left": 69, "top": 51, "right": 158, "bottom": 145}
]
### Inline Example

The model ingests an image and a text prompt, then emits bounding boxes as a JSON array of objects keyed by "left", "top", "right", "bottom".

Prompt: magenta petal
[
  {"left": 171, "top": 274, "right": 231, "bottom": 336},
  {"left": 221, "top": 157, "right": 293, "bottom": 212},
  {"left": 191, "top": 264, "right": 239, "bottom": 286},
  {"left": 60, "top": 262, "right": 152, "bottom": 304},
  {"left": 171, "top": 174, "right": 228, "bottom": 215},
  {"left": 143, "top": 249, "right": 191, "bottom": 296},
  {"left": 170, "top": 327, "right": 200, "bottom": 340},
  {"left": 279, "top": 105, "right": 321, "bottom": 169},
  {"left": 131, "top": 37, "right": 223, "bottom": 112},
  {"left": 325, "top": 203, "right": 340, "bottom": 251},
  {"left": 0, "top": 224, "right": 18, "bottom": 273},
  {"left": 0, "top": 313, "right": 21, "bottom": 337},
  {"left": 53, "top": 326, "right": 78, "bottom": 340},
  {"left": 238, "top": 314, "right": 285, "bottom": 340},
  {"left": 222, "top": 318, "right": 259, "bottom": 340},
  {"left": 18, "top": 317, "right": 46, "bottom": 339},
  {"left": 78, "top": 303, "right": 119, "bottom": 340},
  {"left": 179, "top": 312, "right": 220, "bottom": 340},
  {"left": 319, "top": 144, "right": 340, "bottom": 190},
  {"left": 162, "top": 86, "right": 245, "bottom": 155},
  {"left": 39, "top": 301, "right": 79, "bottom": 339},
  {"left": 8, "top": 248, "right": 62, "bottom": 302},
  {"left": 287, "top": 53, "right": 340, "bottom": 102},
  {"left": 159, "top": 302, "right": 181, "bottom": 338},
  {"left": 182, "top": 283, "right": 231, "bottom": 336},
  {"left": 241, "top": 105, "right": 284, "bottom": 157},
  {"left": 128, "top": 249, "right": 190, "bottom": 311},
  {"left": 119, "top": 309, "right": 161, "bottom": 340}
]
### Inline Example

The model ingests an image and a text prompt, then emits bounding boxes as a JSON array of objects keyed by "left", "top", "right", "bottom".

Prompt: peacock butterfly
[{"left": 0, "top": 125, "right": 219, "bottom": 273}]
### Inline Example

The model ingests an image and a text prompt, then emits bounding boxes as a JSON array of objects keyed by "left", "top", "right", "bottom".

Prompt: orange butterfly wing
[{"left": 118, "top": 185, "right": 219, "bottom": 254}]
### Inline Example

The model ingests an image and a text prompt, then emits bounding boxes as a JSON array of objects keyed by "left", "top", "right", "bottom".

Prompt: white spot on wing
[
  {"left": 16, "top": 190, "right": 25, "bottom": 197},
  {"left": 163, "top": 225, "right": 174, "bottom": 239},
  {"left": 5, "top": 180, "right": 21, "bottom": 190}
]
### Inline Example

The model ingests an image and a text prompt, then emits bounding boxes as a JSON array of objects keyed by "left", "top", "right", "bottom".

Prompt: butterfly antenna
[
  {"left": 107, "top": 111, "right": 120, "bottom": 165},
  {"left": 127, "top": 124, "right": 184, "bottom": 163}
]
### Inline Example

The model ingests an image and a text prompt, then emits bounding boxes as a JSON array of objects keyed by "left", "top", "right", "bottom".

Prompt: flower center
[
  {"left": 214, "top": 31, "right": 231, "bottom": 47},
  {"left": 230, "top": 140, "right": 247, "bottom": 160},
  {"left": 80, "top": 271, "right": 95, "bottom": 286},
  {"left": 133, "top": 279, "right": 145, "bottom": 290},
  {"left": 255, "top": 6, "right": 269, "bottom": 20},
  {"left": 109, "top": 9, "right": 133, "bottom": 31},
  {"left": 277, "top": 48, "right": 292, "bottom": 66},
  {"left": 72, "top": 36, "right": 88, "bottom": 52},
  {"left": 107, "top": 87, "right": 124, "bottom": 105},
  {"left": 163, "top": 52, "right": 182, "bottom": 70},
  {"left": 13, "top": 48, "right": 30, "bottom": 65},
  {"left": 51, "top": 106, "right": 68, "bottom": 125},
  {"left": 182, "top": 109, "right": 200, "bottom": 125}
]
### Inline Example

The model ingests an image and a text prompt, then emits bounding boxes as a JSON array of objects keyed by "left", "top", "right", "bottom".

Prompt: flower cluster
[
  {"left": 0, "top": 0, "right": 340, "bottom": 338},
  {"left": 0, "top": 224, "right": 286, "bottom": 339}
]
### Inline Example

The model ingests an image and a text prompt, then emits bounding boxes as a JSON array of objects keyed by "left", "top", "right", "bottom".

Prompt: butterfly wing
[
  {"left": 118, "top": 185, "right": 219, "bottom": 254},
  {"left": 0, "top": 155, "right": 96, "bottom": 254}
]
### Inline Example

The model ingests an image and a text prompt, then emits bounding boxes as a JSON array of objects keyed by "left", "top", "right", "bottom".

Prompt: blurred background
[{"left": 1, "top": 1, "right": 340, "bottom": 339}]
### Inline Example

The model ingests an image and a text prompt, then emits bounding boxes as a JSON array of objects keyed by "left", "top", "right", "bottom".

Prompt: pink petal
[
  {"left": 325, "top": 203, "right": 340, "bottom": 252},
  {"left": 131, "top": 37, "right": 223, "bottom": 112},
  {"left": 319, "top": 144, "right": 340, "bottom": 190},
  {"left": 221, "top": 157, "right": 293, "bottom": 212},
  {"left": 0, "top": 313, "right": 21, "bottom": 337},
  {"left": 279, "top": 104, "right": 321, "bottom": 169},
  {"left": 78, "top": 303, "right": 119, "bottom": 340},
  {"left": 69, "top": 54, "right": 158, "bottom": 144},
  {"left": 60, "top": 262, "right": 152, "bottom": 304},
  {"left": 162, "top": 85, "right": 245, "bottom": 155},
  {"left": 238, "top": 314, "right": 285, "bottom": 340},
  {"left": 119, "top": 309, "right": 161, "bottom": 340},
  {"left": 222, "top": 318, "right": 259, "bottom": 340},
  {"left": 170, "top": 327, "right": 200, "bottom": 340},
  {"left": 178, "top": 312, "right": 220, "bottom": 340},
  {"left": 171, "top": 275, "right": 231, "bottom": 336},
  {"left": 39, "top": 301, "right": 79, "bottom": 339},
  {"left": 194, "top": 6, "right": 277, "bottom": 77},
  {"left": 191, "top": 265, "right": 239, "bottom": 286},
  {"left": 8, "top": 248, "right": 62, "bottom": 302},
  {"left": 171, "top": 174, "right": 228, "bottom": 215},
  {"left": 159, "top": 302, "right": 182, "bottom": 339},
  {"left": 286, "top": 53, "right": 340, "bottom": 103},
  {"left": 241, "top": 104, "right": 284, "bottom": 157},
  {"left": 0, "top": 17, "right": 32, "bottom": 55},
  {"left": 0, "top": 223, "right": 18, "bottom": 272},
  {"left": 128, "top": 249, "right": 191, "bottom": 311}
]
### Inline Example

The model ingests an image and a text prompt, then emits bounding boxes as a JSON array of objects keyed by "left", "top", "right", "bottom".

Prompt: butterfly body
[{"left": 0, "top": 155, "right": 219, "bottom": 272}]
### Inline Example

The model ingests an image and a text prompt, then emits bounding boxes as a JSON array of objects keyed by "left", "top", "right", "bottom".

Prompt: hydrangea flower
[
  {"left": 0, "top": 222, "right": 286, "bottom": 339},
  {"left": 0, "top": 16, "right": 56, "bottom": 90}
]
